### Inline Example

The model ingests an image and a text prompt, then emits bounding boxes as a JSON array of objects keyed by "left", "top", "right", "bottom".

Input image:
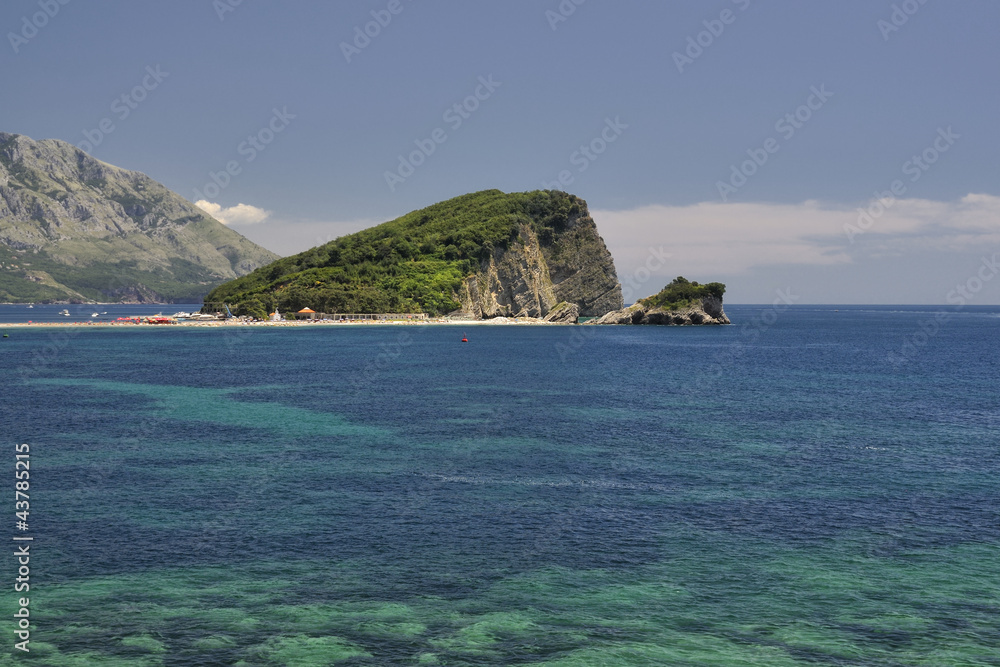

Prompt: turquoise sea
[{"left": 1, "top": 305, "right": 998, "bottom": 665}]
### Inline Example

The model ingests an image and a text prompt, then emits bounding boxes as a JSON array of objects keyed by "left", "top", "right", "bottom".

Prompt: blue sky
[{"left": 3, "top": 0, "right": 998, "bottom": 303}]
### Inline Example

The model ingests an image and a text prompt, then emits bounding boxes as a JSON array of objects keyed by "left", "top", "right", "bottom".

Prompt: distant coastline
[{"left": 1, "top": 317, "right": 576, "bottom": 329}]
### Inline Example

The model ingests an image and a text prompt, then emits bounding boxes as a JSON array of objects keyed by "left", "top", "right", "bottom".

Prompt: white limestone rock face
[
  {"left": 459, "top": 201, "right": 623, "bottom": 319},
  {"left": 588, "top": 295, "right": 730, "bottom": 326}
]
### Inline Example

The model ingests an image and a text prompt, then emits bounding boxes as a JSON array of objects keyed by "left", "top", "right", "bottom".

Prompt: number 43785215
[{"left": 15, "top": 444, "right": 29, "bottom": 520}]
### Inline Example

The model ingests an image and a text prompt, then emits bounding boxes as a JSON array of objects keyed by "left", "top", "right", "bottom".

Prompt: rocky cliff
[
  {"left": 204, "top": 189, "right": 623, "bottom": 320},
  {"left": 0, "top": 132, "right": 279, "bottom": 303},
  {"left": 458, "top": 203, "right": 622, "bottom": 319},
  {"left": 588, "top": 295, "right": 729, "bottom": 325}
]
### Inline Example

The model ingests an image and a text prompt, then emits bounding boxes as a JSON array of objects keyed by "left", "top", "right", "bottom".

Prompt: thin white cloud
[
  {"left": 195, "top": 200, "right": 271, "bottom": 226},
  {"left": 194, "top": 195, "right": 999, "bottom": 280},
  {"left": 593, "top": 193, "right": 1000, "bottom": 279}
]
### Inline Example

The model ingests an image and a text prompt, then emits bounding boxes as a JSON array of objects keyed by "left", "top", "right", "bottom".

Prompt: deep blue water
[{"left": 0, "top": 305, "right": 998, "bottom": 665}]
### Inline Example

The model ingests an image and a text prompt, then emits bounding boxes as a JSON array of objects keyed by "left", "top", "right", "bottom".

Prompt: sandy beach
[{"left": 1, "top": 316, "right": 574, "bottom": 329}]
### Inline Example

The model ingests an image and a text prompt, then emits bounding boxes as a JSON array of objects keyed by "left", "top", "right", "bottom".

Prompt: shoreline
[{"left": 0, "top": 317, "right": 576, "bottom": 329}]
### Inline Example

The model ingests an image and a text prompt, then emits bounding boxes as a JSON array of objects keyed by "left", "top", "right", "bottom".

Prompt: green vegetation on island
[
  {"left": 639, "top": 277, "right": 726, "bottom": 311},
  {"left": 204, "top": 189, "right": 596, "bottom": 317}
]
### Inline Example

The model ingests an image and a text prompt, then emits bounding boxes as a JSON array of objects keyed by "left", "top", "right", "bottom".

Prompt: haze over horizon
[{"left": 3, "top": 0, "right": 997, "bottom": 304}]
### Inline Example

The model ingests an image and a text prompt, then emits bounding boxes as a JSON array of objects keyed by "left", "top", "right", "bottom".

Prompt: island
[
  {"left": 588, "top": 277, "right": 729, "bottom": 325},
  {"left": 203, "top": 189, "right": 625, "bottom": 322}
]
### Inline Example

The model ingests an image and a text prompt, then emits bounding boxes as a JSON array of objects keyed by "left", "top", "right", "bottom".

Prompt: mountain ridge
[{"left": 0, "top": 132, "right": 279, "bottom": 303}]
